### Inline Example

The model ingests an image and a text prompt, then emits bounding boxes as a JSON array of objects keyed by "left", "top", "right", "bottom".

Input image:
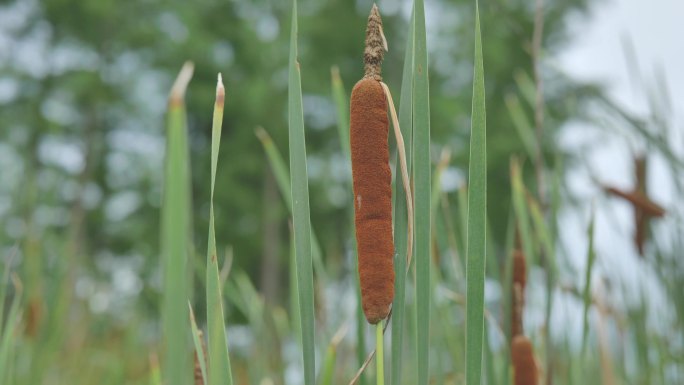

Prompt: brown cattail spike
[
  {"left": 351, "top": 4, "right": 394, "bottom": 325},
  {"left": 363, "top": 4, "right": 386, "bottom": 81},
  {"left": 511, "top": 336, "right": 539, "bottom": 385},
  {"left": 602, "top": 155, "right": 666, "bottom": 256},
  {"left": 511, "top": 250, "right": 526, "bottom": 338},
  {"left": 512, "top": 250, "right": 527, "bottom": 290},
  {"left": 25, "top": 297, "right": 43, "bottom": 337},
  {"left": 351, "top": 77, "right": 394, "bottom": 324}
]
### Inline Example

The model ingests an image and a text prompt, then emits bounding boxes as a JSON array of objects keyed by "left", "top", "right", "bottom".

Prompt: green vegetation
[{"left": 1, "top": 0, "right": 683, "bottom": 384}]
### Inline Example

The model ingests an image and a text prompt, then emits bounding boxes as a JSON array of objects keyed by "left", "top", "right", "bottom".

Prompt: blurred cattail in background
[
  {"left": 511, "top": 335, "right": 539, "bottom": 385},
  {"left": 24, "top": 298, "right": 43, "bottom": 338},
  {"left": 603, "top": 155, "right": 666, "bottom": 256},
  {"left": 511, "top": 248, "right": 527, "bottom": 338}
]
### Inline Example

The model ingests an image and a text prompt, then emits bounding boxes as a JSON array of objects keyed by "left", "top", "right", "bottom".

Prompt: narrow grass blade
[
  {"left": 0, "top": 276, "right": 21, "bottom": 383},
  {"left": 255, "top": 127, "right": 292, "bottom": 213},
  {"left": 319, "top": 346, "right": 336, "bottom": 385},
  {"left": 465, "top": 3, "right": 487, "bottom": 385},
  {"left": 505, "top": 94, "right": 536, "bottom": 161},
  {"left": 484, "top": 320, "right": 496, "bottom": 384},
  {"left": 149, "top": 354, "right": 162, "bottom": 385},
  {"left": 288, "top": 1, "right": 316, "bottom": 383},
  {"left": 331, "top": 66, "right": 350, "bottom": 158},
  {"left": 0, "top": 250, "right": 16, "bottom": 332},
  {"left": 255, "top": 127, "right": 328, "bottom": 284},
  {"left": 581, "top": 207, "right": 596, "bottom": 357},
  {"left": 412, "top": 0, "right": 431, "bottom": 382},
  {"left": 161, "top": 61, "right": 193, "bottom": 385},
  {"left": 527, "top": 195, "right": 557, "bottom": 276},
  {"left": 289, "top": 228, "right": 302, "bottom": 348},
  {"left": 319, "top": 323, "right": 347, "bottom": 385},
  {"left": 189, "top": 304, "right": 208, "bottom": 385},
  {"left": 391, "top": 8, "right": 415, "bottom": 384},
  {"left": 528, "top": 191, "right": 558, "bottom": 380},
  {"left": 206, "top": 75, "right": 234, "bottom": 385},
  {"left": 500, "top": 212, "right": 515, "bottom": 385},
  {"left": 513, "top": 70, "right": 538, "bottom": 109},
  {"left": 510, "top": 159, "right": 536, "bottom": 266}
]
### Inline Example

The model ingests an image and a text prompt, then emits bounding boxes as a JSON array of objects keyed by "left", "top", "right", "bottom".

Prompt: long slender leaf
[
  {"left": 391, "top": 7, "right": 415, "bottom": 385},
  {"left": 319, "top": 345, "right": 336, "bottom": 385},
  {"left": 581, "top": 207, "right": 596, "bottom": 357},
  {"left": 0, "top": 277, "right": 21, "bottom": 383},
  {"left": 510, "top": 159, "right": 536, "bottom": 267},
  {"left": 505, "top": 94, "right": 536, "bottom": 161},
  {"left": 189, "top": 304, "right": 208, "bottom": 385},
  {"left": 412, "top": 0, "right": 431, "bottom": 382},
  {"left": 288, "top": 1, "right": 315, "bottom": 383},
  {"left": 255, "top": 127, "right": 328, "bottom": 284},
  {"left": 149, "top": 354, "right": 162, "bottom": 385},
  {"left": 161, "top": 62, "right": 193, "bottom": 385},
  {"left": 465, "top": 3, "right": 487, "bottom": 385},
  {"left": 331, "top": 66, "right": 351, "bottom": 159},
  {"left": 206, "top": 75, "right": 234, "bottom": 385}
]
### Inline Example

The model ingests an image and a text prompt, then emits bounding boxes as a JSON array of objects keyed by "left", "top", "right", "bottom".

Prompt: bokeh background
[{"left": 1, "top": 0, "right": 682, "bottom": 383}]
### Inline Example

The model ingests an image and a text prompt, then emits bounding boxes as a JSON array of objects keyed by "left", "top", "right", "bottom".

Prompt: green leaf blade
[
  {"left": 206, "top": 75, "right": 234, "bottom": 385},
  {"left": 413, "top": 0, "right": 431, "bottom": 383},
  {"left": 161, "top": 62, "right": 194, "bottom": 385},
  {"left": 288, "top": 1, "right": 316, "bottom": 383},
  {"left": 391, "top": 7, "right": 415, "bottom": 385},
  {"left": 465, "top": 4, "right": 487, "bottom": 385}
]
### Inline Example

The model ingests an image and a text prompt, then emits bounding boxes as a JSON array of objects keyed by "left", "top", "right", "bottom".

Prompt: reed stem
[{"left": 376, "top": 323, "right": 384, "bottom": 385}]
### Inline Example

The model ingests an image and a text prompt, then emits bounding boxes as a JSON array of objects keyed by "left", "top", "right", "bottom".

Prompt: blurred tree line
[{"left": 0, "top": 0, "right": 590, "bottom": 317}]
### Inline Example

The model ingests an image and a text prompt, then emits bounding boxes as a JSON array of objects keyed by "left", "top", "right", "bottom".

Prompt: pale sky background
[{"left": 551, "top": 0, "right": 683, "bottom": 342}]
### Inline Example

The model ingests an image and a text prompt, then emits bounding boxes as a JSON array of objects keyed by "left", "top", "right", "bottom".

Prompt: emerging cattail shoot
[
  {"left": 350, "top": 4, "right": 394, "bottom": 325},
  {"left": 511, "top": 335, "right": 539, "bottom": 385}
]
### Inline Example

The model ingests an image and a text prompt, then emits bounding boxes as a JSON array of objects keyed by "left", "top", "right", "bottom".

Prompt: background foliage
[{"left": 1, "top": 0, "right": 682, "bottom": 384}]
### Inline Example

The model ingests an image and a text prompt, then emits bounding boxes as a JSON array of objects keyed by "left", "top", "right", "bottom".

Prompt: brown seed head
[
  {"left": 511, "top": 336, "right": 539, "bottom": 385},
  {"left": 512, "top": 284, "right": 524, "bottom": 338},
  {"left": 363, "top": 4, "right": 386, "bottom": 81},
  {"left": 25, "top": 297, "right": 43, "bottom": 337},
  {"left": 513, "top": 250, "right": 527, "bottom": 290},
  {"left": 350, "top": 78, "right": 394, "bottom": 324},
  {"left": 511, "top": 249, "right": 527, "bottom": 338}
]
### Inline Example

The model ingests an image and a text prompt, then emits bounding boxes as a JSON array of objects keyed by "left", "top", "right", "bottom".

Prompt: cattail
[
  {"left": 351, "top": 4, "right": 394, "bottom": 324},
  {"left": 511, "top": 335, "right": 539, "bottom": 385},
  {"left": 511, "top": 249, "right": 526, "bottom": 338},
  {"left": 25, "top": 297, "right": 43, "bottom": 337},
  {"left": 604, "top": 186, "right": 665, "bottom": 218},
  {"left": 602, "top": 155, "right": 666, "bottom": 256}
]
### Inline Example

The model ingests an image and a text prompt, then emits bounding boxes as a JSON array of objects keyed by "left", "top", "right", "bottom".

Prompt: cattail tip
[{"left": 363, "top": 4, "right": 385, "bottom": 80}]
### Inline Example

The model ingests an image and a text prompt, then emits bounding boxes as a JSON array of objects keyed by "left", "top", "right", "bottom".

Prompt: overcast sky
[{"left": 554, "top": 0, "right": 682, "bottom": 323}]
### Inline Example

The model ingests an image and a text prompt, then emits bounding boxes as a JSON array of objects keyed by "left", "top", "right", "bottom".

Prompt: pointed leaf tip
[
  {"left": 170, "top": 61, "right": 194, "bottom": 105},
  {"left": 216, "top": 73, "right": 225, "bottom": 105}
]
